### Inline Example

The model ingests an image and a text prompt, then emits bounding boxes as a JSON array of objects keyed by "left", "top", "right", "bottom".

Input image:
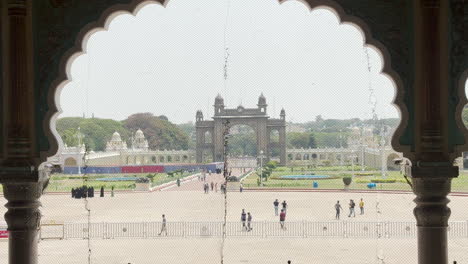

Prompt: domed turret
[
  {"left": 258, "top": 93, "right": 266, "bottom": 105},
  {"left": 133, "top": 129, "right": 149, "bottom": 151},
  {"left": 257, "top": 93, "right": 267, "bottom": 113},
  {"left": 280, "top": 108, "right": 286, "bottom": 120},
  {"left": 215, "top": 94, "right": 224, "bottom": 105},
  {"left": 214, "top": 94, "right": 225, "bottom": 115},
  {"left": 135, "top": 129, "right": 145, "bottom": 139},
  {"left": 106, "top": 131, "right": 127, "bottom": 151},
  {"left": 196, "top": 110, "right": 204, "bottom": 122},
  {"left": 111, "top": 131, "right": 122, "bottom": 142}
]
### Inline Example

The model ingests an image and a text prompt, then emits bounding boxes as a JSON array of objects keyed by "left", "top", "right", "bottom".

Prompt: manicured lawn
[
  {"left": 242, "top": 167, "right": 468, "bottom": 192},
  {"left": 42, "top": 172, "right": 194, "bottom": 193}
]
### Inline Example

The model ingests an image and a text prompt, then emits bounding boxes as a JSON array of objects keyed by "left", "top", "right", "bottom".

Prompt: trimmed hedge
[
  {"left": 371, "top": 179, "right": 396, "bottom": 183},
  {"left": 354, "top": 172, "right": 374, "bottom": 176}
]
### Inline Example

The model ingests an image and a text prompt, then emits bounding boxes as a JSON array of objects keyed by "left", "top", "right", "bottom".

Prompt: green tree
[
  {"left": 266, "top": 161, "right": 278, "bottom": 170},
  {"left": 287, "top": 132, "right": 310, "bottom": 148},
  {"left": 56, "top": 117, "right": 129, "bottom": 151},
  {"left": 308, "top": 133, "right": 317, "bottom": 148},
  {"left": 124, "top": 113, "right": 190, "bottom": 150},
  {"left": 228, "top": 133, "right": 257, "bottom": 156},
  {"left": 178, "top": 122, "right": 196, "bottom": 149}
]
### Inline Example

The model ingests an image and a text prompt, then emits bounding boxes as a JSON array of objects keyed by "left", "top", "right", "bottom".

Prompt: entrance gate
[{"left": 196, "top": 94, "right": 287, "bottom": 165}]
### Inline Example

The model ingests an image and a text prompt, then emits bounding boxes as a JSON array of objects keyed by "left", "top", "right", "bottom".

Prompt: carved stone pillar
[
  {"left": 2, "top": 180, "right": 45, "bottom": 264},
  {"left": 412, "top": 166, "right": 457, "bottom": 264},
  {"left": 409, "top": 1, "right": 455, "bottom": 264},
  {"left": 1, "top": 1, "right": 44, "bottom": 264}
]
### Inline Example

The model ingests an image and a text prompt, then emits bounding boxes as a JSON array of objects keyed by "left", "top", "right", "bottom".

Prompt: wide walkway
[
  {"left": 1, "top": 181, "right": 468, "bottom": 263},
  {"left": 162, "top": 168, "right": 246, "bottom": 192}
]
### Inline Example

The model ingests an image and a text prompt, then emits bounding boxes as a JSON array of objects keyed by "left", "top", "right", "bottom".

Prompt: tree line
[
  {"left": 56, "top": 114, "right": 401, "bottom": 154},
  {"left": 56, "top": 113, "right": 190, "bottom": 151}
]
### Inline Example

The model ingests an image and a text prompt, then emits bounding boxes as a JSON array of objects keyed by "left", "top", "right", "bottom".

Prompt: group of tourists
[
  {"left": 334, "top": 198, "right": 365, "bottom": 220},
  {"left": 273, "top": 199, "right": 288, "bottom": 229},
  {"left": 71, "top": 186, "right": 115, "bottom": 199},
  {"left": 198, "top": 171, "right": 208, "bottom": 181},
  {"left": 238, "top": 199, "right": 289, "bottom": 231},
  {"left": 273, "top": 199, "right": 288, "bottom": 216},
  {"left": 203, "top": 181, "right": 222, "bottom": 193},
  {"left": 71, "top": 186, "right": 95, "bottom": 199},
  {"left": 240, "top": 209, "right": 253, "bottom": 231}
]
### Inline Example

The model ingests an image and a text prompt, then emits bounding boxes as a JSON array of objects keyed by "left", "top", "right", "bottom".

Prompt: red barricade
[
  {"left": 0, "top": 229, "right": 8, "bottom": 238},
  {"left": 121, "top": 165, "right": 164, "bottom": 173}
]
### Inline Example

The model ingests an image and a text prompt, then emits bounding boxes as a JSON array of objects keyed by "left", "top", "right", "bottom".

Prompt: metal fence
[{"left": 39, "top": 220, "right": 468, "bottom": 240}]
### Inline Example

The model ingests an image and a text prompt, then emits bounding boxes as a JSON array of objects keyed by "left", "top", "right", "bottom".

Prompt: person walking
[
  {"left": 176, "top": 178, "right": 181, "bottom": 187},
  {"left": 282, "top": 200, "right": 287, "bottom": 214},
  {"left": 335, "top": 201, "right": 343, "bottom": 220},
  {"left": 241, "top": 209, "right": 247, "bottom": 231},
  {"left": 348, "top": 199, "right": 356, "bottom": 217},
  {"left": 211, "top": 182, "right": 214, "bottom": 191},
  {"left": 239, "top": 183, "right": 243, "bottom": 193},
  {"left": 273, "top": 199, "right": 280, "bottom": 216},
  {"left": 158, "top": 214, "right": 167, "bottom": 236},
  {"left": 359, "top": 198, "right": 365, "bottom": 215},
  {"left": 215, "top": 182, "right": 218, "bottom": 192},
  {"left": 111, "top": 186, "right": 114, "bottom": 197},
  {"left": 100, "top": 186, "right": 104, "bottom": 197},
  {"left": 279, "top": 209, "right": 286, "bottom": 230},
  {"left": 247, "top": 212, "right": 253, "bottom": 231}
]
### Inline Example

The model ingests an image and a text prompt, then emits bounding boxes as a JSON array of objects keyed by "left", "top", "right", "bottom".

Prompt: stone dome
[
  {"left": 111, "top": 131, "right": 122, "bottom": 142},
  {"left": 215, "top": 94, "right": 224, "bottom": 105},
  {"left": 258, "top": 93, "right": 266, "bottom": 105},
  {"left": 135, "top": 129, "right": 145, "bottom": 139}
]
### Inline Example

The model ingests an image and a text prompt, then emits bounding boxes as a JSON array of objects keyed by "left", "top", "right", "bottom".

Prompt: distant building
[{"left": 105, "top": 132, "right": 128, "bottom": 151}]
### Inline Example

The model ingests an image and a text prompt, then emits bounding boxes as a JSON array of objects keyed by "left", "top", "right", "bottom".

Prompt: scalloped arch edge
[{"left": 40, "top": 0, "right": 410, "bottom": 165}]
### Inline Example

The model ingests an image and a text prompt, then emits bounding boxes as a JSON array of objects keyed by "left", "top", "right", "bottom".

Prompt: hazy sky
[{"left": 60, "top": 0, "right": 464, "bottom": 124}]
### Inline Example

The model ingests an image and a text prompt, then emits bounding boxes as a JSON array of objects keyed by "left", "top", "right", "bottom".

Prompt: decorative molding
[
  {"left": 449, "top": 1, "right": 468, "bottom": 162},
  {"left": 33, "top": 0, "right": 412, "bottom": 165},
  {"left": 3, "top": 182, "right": 45, "bottom": 231}
]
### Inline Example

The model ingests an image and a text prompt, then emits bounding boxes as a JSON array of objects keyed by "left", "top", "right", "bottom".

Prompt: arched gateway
[{"left": 196, "top": 94, "right": 287, "bottom": 165}]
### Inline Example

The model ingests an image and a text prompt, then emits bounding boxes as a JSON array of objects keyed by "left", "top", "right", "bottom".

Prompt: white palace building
[{"left": 43, "top": 125, "right": 454, "bottom": 173}]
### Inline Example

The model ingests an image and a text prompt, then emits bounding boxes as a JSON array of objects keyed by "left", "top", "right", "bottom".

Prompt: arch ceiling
[{"left": 23, "top": 0, "right": 468, "bottom": 163}]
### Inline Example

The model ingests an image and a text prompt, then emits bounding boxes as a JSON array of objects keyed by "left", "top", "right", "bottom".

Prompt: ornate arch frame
[{"left": 42, "top": 0, "right": 425, "bottom": 165}]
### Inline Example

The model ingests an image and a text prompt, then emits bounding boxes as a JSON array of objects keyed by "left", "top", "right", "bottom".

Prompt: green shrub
[
  {"left": 266, "top": 161, "right": 278, "bottom": 169},
  {"left": 355, "top": 179, "right": 371, "bottom": 183},
  {"left": 342, "top": 177, "right": 352, "bottom": 185}
]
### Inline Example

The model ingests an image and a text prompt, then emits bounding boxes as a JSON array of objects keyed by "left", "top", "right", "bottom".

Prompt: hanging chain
[
  {"left": 222, "top": 0, "right": 231, "bottom": 98},
  {"left": 364, "top": 47, "right": 378, "bottom": 124},
  {"left": 220, "top": 120, "right": 230, "bottom": 264},
  {"left": 224, "top": 48, "right": 230, "bottom": 82},
  {"left": 79, "top": 141, "right": 92, "bottom": 264},
  {"left": 363, "top": 45, "right": 386, "bottom": 264}
]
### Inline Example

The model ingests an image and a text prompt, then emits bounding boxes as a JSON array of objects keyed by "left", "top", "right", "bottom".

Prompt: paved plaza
[{"left": 1, "top": 174, "right": 468, "bottom": 263}]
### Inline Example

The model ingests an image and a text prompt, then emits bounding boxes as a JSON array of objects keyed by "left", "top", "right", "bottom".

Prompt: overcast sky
[{"left": 59, "top": 0, "right": 465, "bottom": 124}]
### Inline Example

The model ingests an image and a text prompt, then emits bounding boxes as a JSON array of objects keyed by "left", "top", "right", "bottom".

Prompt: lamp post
[
  {"left": 258, "top": 150, "right": 266, "bottom": 186},
  {"left": 350, "top": 152, "right": 357, "bottom": 179},
  {"left": 380, "top": 127, "right": 387, "bottom": 178},
  {"left": 359, "top": 127, "right": 366, "bottom": 172},
  {"left": 75, "top": 127, "right": 84, "bottom": 175},
  {"left": 339, "top": 130, "right": 343, "bottom": 167}
]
